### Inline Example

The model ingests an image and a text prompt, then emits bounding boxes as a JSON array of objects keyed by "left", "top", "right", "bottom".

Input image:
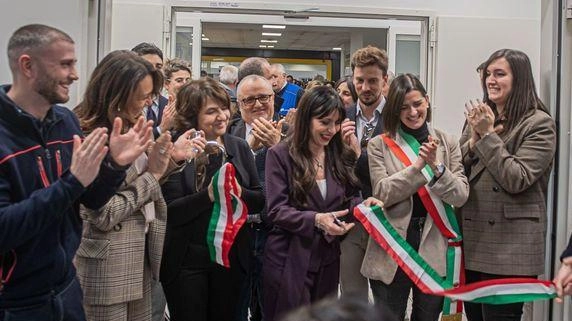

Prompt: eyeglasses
[
  {"left": 241, "top": 94, "right": 273, "bottom": 107},
  {"left": 360, "top": 123, "right": 375, "bottom": 148}
]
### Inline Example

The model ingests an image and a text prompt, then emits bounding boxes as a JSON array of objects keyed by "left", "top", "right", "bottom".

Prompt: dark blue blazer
[
  {"left": 152, "top": 95, "right": 169, "bottom": 139},
  {"left": 346, "top": 104, "right": 384, "bottom": 198}
]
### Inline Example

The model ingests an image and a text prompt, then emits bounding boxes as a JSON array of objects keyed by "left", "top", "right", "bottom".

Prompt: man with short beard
[
  {"left": 339, "top": 45, "right": 389, "bottom": 303},
  {"left": 0, "top": 24, "right": 151, "bottom": 320}
]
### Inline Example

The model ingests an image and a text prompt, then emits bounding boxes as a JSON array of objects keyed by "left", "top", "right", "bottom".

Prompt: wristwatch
[{"left": 434, "top": 163, "right": 445, "bottom": 178}]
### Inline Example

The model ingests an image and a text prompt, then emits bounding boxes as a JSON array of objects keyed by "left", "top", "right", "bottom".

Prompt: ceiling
[{"left": 200, "top": 22, "right": 385, "bottom": 52}]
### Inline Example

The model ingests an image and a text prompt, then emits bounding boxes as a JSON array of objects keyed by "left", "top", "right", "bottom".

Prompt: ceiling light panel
[
  {"left": 263, "top": 25, "right": 286, "bottom": 29},
  {"left": 262, "top": 32, "right": 282, "bottom": 36},
  {"left": 260, "top": 39, "right": 278, "bottom": 43}
]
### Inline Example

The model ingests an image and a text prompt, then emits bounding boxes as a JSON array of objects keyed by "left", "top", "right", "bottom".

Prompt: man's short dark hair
[
  {"left": 7, "top": 24, "right": 74, "bottom": 74},
  {"left": 350, "top": 45, "right": 388, "bottom": 76},
  {"left": 131, "top": 42, "right": 163, "bottom": 61},
  {"left": 238, "top": 57, "right": 269, "bottom": 83}
]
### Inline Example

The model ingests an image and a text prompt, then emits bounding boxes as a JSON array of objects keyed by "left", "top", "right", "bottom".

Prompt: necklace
[{"left": 314, "top": 158, "right": 324, "bottom": 169}]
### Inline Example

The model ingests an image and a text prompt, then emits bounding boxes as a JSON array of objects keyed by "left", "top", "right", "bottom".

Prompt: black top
[
  {"left": 401, "top": 123, "right": 429, "bottom": 219},
  {"left": 160, "top": 134, "right": 265, "bottom": 283}
]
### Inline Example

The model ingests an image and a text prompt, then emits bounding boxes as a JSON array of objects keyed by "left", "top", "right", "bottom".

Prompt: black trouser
[
  {"left": 162, "top": 263, "right": 245, "bottom": 321},
  {"left": 464, "top": 270, "right": 525, "bottom": 321},
  {"left": 370, "top": 217, "right": 443, "bottom": 321}
]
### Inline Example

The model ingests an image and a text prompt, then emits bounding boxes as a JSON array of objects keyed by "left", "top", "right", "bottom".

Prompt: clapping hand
[
  {"left": 109, "top": 116, "right": 153, "bottom": 166},
  {"left": 419, "top": 136, "right": 439, "bottom": 170},
  {"left": 147, "top": 132, "right": 173, "bottom": 180},
  {"left": 341, "top": 118, "right": 361, "bottom": 158},
  {"left": 464, "top": 99, "right": 495, "bottom": 137},
  {"left": 251, "top": 118, "right": 283, "bottom": 148},
  {"left": 69, "top": 128, "right": 109, "bottom": 187},
  {"left": 159, "top": 95, "right": 176, "bottom": 132},
  {"left": 171, "top": 129, "right": 207, "bottom": 163}
]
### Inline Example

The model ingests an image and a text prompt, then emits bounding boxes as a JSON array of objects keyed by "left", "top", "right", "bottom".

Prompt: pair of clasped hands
[
  {"left": 314, "top": 198, "right": 384, "bottom": 236},
  {"left": 464, "top": 99, "right": 504, "bottom": 148},
  {"left": 70, "top": 116, "right": 213, "bottom": 188}
]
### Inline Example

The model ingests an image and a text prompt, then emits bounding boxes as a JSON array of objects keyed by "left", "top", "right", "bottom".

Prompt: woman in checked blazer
[
  {"left": 74, "top": 51, "right": 195, "bottom": 321},
  {"left": 459, "top": 49, "right": 556, "bottom": 321}
]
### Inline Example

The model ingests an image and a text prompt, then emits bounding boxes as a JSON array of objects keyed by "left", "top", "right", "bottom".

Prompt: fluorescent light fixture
[
  {"left": 202, "top": 37, "right": 210, "bottom": 41},
  {"left": 332, "top": 47, "right": 342, "bottom": 50},
  {"left": 263, "top": 25, "right": 286, "bottom": 29},
  {"left": 267, "top": 45, "right": 274, "bottom": 48},
  {"left": 202, "top": 34, "right": 205, "bottom": 37},
  {"left": 259, "top": 45, "right": 267, "bottom": 48},
  {"left": 262, "top": 32, "right": 282, "bottom": 36},
  {"left": 261, "top": 39, "right": 278, "bottom": 43}
]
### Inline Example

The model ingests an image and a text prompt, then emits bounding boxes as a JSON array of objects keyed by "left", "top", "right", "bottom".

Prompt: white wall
[
  {"left": 0, "top": 0, "right": 89, "bottom": 106},
  {"left": 114, "top": 0, "right": 541, "bottom": 137},
  {"left": 111, "top": 2, "right": 164, "bottom": 51},
  {"left": 431, "top": 16, "right": 540, "bottom": 136}
]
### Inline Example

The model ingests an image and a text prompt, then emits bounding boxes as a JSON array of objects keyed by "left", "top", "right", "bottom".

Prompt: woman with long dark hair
[
  {"left": 460, "top": 49, "right": 556, "bottom": 321},
  {"left": 263, "top": 86, "right": 382, "bottom": 321}
]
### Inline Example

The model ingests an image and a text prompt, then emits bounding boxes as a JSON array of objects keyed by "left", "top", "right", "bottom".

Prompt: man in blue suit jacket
[{"left": 132, "top": 43, "right": 171, "bottom": 139}]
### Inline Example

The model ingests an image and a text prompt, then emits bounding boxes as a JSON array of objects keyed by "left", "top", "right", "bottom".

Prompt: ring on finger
[{"left": 159, "top": 148, "right": 166, "bottom": 155}]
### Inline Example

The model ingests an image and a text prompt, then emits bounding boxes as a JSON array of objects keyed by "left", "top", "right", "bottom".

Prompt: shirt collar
[{"left": 356, "top": 95, "right": 385, "bottom": 118}]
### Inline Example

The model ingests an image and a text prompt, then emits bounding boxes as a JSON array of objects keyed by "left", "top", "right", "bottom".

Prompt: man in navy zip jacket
[{"left": 0, "top": 24, "right": 153, "bottom": 321}]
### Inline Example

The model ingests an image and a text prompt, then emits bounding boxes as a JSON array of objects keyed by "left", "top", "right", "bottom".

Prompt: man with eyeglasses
[
  {"left": 339, "top": 45, "right": 389, "bottom": 303},
  {"left": 228, "top": 74, "right": 286, "bottom": 321}
]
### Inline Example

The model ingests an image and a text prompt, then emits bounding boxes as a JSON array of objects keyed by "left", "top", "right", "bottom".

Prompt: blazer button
[
  {"left": 492, "top": 186, "right": 500, "bottom": 192},
  {"left": 488, "top": 219, "right": 495, "bottom": 225},
  {"left": 113, "top": 223, "right": 122, "bottom": 231}
]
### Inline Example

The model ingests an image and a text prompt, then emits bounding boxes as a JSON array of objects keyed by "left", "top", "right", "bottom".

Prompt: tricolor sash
[
  {"left": 206, "top": 163, "right": 248, "bottom": 267},
  {"left": 355, "top": 129, "right": 555, "bottom": 319}
]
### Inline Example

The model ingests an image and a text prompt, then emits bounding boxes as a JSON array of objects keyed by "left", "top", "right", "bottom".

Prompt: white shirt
[{"left": 355, "top": 96, "right": 386, "bottom": 142}]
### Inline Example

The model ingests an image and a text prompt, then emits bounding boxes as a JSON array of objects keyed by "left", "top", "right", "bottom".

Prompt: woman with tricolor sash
[
  {"left": 460, "top": 49, "right": 556, "bottom": 321},
  {"left": 361, "top": 73, "right": 469, "bottom": 321},
  {"left": 159, "top": 78, "right": 265, "bottom": 321},
  {"left": 263, "top": 86, "right": 383, "bottom": 321}
]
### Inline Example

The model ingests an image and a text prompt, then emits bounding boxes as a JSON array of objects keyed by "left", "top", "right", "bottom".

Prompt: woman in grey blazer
[
  {"left": 363, "top": 74, "right": 469, "bottom": 321},
  {"left": 460, "top": 49, "right": 557, "bottom": 321}
]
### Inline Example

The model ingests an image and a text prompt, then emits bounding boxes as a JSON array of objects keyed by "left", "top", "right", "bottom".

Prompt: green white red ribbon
[
  {"left": 382, "top": 129, "right": 464, "bottom": 315},
  {"left": 357, "top": 128, "right": 556, "bottom": 307},
  {"left": 354, "top": 205, "right": 556, "bottom": 305},
  {"left": 206, "top": 163, "right": 248, "bottom": 267}
]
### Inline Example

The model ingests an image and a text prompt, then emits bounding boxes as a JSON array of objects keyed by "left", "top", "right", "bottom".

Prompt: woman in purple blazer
[{"left": 263, "top": 86, "right": 382, "bottom": 321}]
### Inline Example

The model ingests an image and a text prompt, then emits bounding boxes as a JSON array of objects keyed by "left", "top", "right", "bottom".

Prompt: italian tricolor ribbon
[
  {"left": 206, "top": 163, "right": 248, "bottom": 267},
  {"left": 355, "top": 129, "right": 555, "bottom": 316}
]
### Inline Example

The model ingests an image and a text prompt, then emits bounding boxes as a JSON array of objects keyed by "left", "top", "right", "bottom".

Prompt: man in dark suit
[
  {"left": 132, "top": 43, "right": 171, "bottom": 140},
  {"left": 228, "top": 74, "right": 284, "bottom": 321},
  {"left": 339, "top": 45, "right": 389, "bottom": 302}
]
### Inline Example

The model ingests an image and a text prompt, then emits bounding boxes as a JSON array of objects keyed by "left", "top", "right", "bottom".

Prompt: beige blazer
[
  {"left": 459, "top": 109, "right": 556, "bottom": 276},
  {"left": 361, "top": 127, "right": 469, "bottom": 284},
  {"left": 76, "top": 159, "right": 181, "bottom": 306}
]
